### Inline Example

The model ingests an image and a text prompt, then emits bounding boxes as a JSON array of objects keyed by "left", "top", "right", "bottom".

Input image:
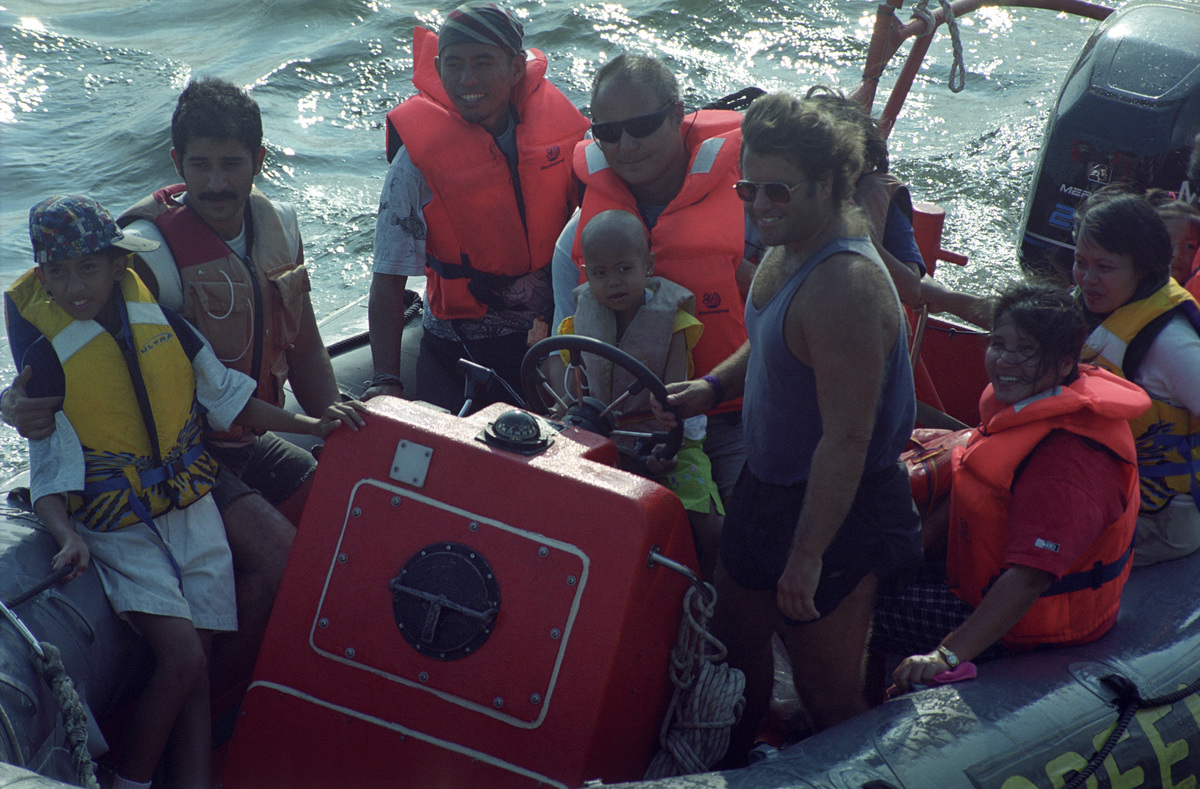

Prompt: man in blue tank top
[{"left": 657, "top": 91, "right": 922, "bottom": 765}]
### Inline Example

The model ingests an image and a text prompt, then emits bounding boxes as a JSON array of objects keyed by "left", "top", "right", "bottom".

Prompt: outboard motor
[{"left": 1018, "top": 0, "right": 1200, "bottom": 282}]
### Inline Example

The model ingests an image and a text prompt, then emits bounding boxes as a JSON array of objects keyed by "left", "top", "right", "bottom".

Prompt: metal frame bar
[{"left": 854, "top": 0, "right": 1114, "bottom": 134}]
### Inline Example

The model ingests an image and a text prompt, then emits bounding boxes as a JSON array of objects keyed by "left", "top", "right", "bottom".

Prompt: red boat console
[{"left": 219, "top": 398, "right": 697, "bottom": 788}]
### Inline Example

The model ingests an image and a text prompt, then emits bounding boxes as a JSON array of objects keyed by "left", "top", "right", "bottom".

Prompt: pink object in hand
[{"left": 930, "top": 662, "right": 977, "bottom": 685}]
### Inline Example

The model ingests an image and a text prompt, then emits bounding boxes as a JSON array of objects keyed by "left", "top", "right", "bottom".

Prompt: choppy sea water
[{"left": 0, "top": 0, "right": 1102, "bottom": 475}]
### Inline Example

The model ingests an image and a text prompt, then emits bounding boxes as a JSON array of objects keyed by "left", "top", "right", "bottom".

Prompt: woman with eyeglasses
[
  {"left": 550, "top": 53, "right": 751, "bottom": 504},
  {"left": 874, "top": 282, "right": 1147, "bottom": 696},
  {"left": 1074, "top": 188, "right": 1200, "bottom": 568}
]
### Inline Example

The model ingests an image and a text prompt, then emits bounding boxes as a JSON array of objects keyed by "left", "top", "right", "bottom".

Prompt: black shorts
[
  {"left": 207, "top": 432, "right": 317, "bottom": 512},
  {"left": 719, "top": 460, "right": 922, "bottom": 619}
]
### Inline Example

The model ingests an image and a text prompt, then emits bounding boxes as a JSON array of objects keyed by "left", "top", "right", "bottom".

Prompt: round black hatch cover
[{"left": 389, "top": 542, "right": 501, "bottom": 660}]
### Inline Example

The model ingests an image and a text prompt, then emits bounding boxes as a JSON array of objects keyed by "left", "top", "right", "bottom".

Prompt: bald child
[{"left": 562, "top": 209, "right": 724, "bottom": 578}]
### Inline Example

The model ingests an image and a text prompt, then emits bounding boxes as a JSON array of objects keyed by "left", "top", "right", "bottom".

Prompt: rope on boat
[
  {"left": 1, "top": 581, "right": 99, "bottom": 788},
  {"left": 911, "top": 0, "right": 966, "bottom": 92},
  {"left": 0, "top": 697, "right": 21, "bottom": 767},
  {"left": 1063, "top": 673, "right": 1200, "bottom": 789},
  {"left": 325, "top": 290, "right": 422, "bottom": 360},
  {"left": 32, "top": 641, "right": 99, "bottom": 789},
  {"left": 643, "top": 583, "right": 746, "bottom": 779}
]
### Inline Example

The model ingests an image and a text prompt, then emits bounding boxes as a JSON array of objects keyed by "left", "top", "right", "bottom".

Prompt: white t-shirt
[{"left": 1138, "top": 313, "right": 1200, "bottom": 414}]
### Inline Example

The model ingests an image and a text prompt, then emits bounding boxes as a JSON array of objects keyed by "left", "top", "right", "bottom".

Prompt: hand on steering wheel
[{"left": 520, "top": 335, "right": 685, "bottom": 463}]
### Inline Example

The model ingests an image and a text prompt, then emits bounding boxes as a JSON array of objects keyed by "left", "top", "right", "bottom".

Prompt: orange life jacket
[
  {"left": 119, "top": 185, "right": 309, "bottom": 444},
  {"left": 946, "top": 365, "right": 1147, "bottom": 649},
  {"left": 385, "top": 27, "right": 589, "bottom": 321},
  {"left": 570, "top": 111, "right": 747, "bottom": 414}
]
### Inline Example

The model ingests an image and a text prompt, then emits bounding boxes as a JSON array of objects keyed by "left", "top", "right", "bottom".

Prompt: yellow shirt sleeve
[
  {"left": 672, "top": 309, "right": 704, "bottom": 380},
  {"left": 556, "top": 316, "right": 576, "bottom": 365}
]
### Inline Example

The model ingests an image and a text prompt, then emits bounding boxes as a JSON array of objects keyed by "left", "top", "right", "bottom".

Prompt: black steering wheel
[{"left": 520, "top": 334, "right": 685, "bottom": 463}]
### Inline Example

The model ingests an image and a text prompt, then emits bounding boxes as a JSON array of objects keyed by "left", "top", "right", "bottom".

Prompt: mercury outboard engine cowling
[{"left": 1018, "top": 0, "right": 1200, "bottom": 283}]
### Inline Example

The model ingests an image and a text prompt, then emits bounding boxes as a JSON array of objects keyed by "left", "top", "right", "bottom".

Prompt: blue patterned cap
[{"left": 29, "top": 194, "right": 158, "bottom": 264}]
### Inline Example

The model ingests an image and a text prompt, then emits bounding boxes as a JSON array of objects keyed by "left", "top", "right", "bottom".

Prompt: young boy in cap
[{"left": 6, "top": 195, "right": 367, "bottom": 789}]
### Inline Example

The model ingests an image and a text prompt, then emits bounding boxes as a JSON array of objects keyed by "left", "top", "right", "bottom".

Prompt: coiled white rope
[
  {"left": 912, "top": 0, "right": 967, "bottom": 93},
  {"left": 643, "top": 583, "right": 745, "bottom": 779},
  {"left": 33, "top": 642, "right": 99, "bottom": 789},
  {"left": 2, "top": 579, "right": 99, "bottom": 789}
]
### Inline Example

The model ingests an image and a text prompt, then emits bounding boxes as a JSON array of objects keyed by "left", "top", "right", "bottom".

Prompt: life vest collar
[
  {"left": 582, "top": 131, "right": 729, "bottom": 180},
  {"left": 1085, "top": 279, "right": 1198, "bottom": 375},
  {"left": 979, "top": 364, "right": 1151, "bottom": 435}
]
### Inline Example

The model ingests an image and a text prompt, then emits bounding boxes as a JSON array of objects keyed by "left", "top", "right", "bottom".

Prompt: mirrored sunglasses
[
  {"left": 733, "top": 180, "right": 806, "bottom": 204},
  {"left": 590, "top": 102, "right": 675, "bottom": 144}
]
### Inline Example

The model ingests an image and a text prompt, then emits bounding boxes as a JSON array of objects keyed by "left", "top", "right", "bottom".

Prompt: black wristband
[{"left": 700, "top": 374, "right": 725, "bottom": 406}]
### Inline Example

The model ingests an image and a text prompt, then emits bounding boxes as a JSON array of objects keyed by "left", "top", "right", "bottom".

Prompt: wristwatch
[{"left": 936, "top": 644, "right": 961, "bottom": 669}]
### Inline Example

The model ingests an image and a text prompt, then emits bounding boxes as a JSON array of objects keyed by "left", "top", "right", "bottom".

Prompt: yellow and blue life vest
[
  {"left": 1084, "top": 280, "right": 1200, "bottom": 513},
  {"left": 5, "top": 268, "right": 217, "bottom": 532}
]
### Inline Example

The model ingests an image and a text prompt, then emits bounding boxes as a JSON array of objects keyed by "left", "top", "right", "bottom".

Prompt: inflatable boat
[{"left": 3, "top": 1, "right": 1200, "bottom": 787}]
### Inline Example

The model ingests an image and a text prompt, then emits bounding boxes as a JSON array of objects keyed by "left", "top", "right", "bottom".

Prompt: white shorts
[
  {"left": 76, "top": 494, "right": 237, "bottom": 632},
  {"left": 1134, "top": 494, "right": 1200, "bottom": 568}
]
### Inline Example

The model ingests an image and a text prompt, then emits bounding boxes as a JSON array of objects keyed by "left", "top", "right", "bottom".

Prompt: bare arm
[
  {"left": 34, "top": 493, "right": 88, "bottom": 581},
  {"left": 891, "top": 564, "right": 1053, "bottom": 693},
  {"left": 285, "top": 255, "right": 341, "bottom": 417},
  {"left": 872, "top": 238, "right": 923, "bottom": 307},
  {"left": 364, "top": 272, "right": 408, "bottom": 400},
  {"left": 735, "top": 258, "right": 757, "bottom": 303},
  {"left": 920, "top": 276, "right": 992, "bottom": 330},
  {"left": 653, "top": 340, "right": 751, "bottom": 426},
  {"left": 235, "top": 396, "right": 367, "bottom": 438},
  {"left": 777, "top": 255, "right": 897, "bottom": 621}
]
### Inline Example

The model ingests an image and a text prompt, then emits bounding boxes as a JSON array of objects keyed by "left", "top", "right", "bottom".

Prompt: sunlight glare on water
[
  {"left": 0, "top": 49, "right": 46, "bottom": 123},
  {"left": 0, "top": 0, "right": 1103, "bottom": 477}
]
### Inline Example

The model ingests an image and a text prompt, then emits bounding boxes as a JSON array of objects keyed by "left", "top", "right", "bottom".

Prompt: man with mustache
[
  {"left": 366, "top": 2, "right": 588, "bottom": 412},
  {"left": 3, "top": 77, "right": 339, "bottom": 681}
]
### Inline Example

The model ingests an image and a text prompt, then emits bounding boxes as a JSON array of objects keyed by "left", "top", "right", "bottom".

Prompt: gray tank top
[{"left": 742, "top": 237, "right": 915, "bottom": 485}]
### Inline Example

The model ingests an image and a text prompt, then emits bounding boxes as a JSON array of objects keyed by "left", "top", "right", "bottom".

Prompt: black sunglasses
[
  {"left": 733, "top": 180, "right": 806, "bottom": 204},
  {"left": 590, "top": 102, "right": 676, "bottom": 144}
]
